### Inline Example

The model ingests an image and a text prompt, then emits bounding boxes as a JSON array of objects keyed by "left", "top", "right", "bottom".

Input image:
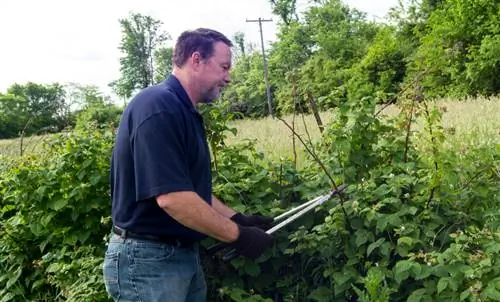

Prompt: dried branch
[
  {"left": 277, "top": 116, "right": 345, "bottom": 206},
  {"left": 404, "top": 95, "right": 417, "bottom": 163},
  {"left": 373, "top": 69, "right": 430, "bottom": 119},
  {"left": 422, "top": 100, "right": 439, "bottom": 208},
  {"left": 291, "top": 73, "right": 298, "bottom": 167}
]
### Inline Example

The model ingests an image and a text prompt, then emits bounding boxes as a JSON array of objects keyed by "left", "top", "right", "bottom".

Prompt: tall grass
[
  {"left": 226, "top": 96, "right": 500, "bottom": 165},
  {"left": 1, "top": 97, "right": 499, "bottom": 163}
]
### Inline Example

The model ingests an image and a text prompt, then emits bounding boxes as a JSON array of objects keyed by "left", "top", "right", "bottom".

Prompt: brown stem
[
  {"left": 294, "top": 95, "right": 352, "bottom": 223},
  {"left": 210, "top": 141, "right": 218, "bottom": 173},
  {"left": 291, "top": 73, "right": 298, "bottom": 168},
  {"left": 300, "top": 111, "right": 314, "bottom": 150},
  {"left": 403, "top": 96, "right": 417, "bottom": 163},
  {"left": 422, "top": 100, "right": 439, "bottom": 208},
  {"left": 307, "top": 92, "right": 324, "bottom": 134},
  {"left": 277, "top": 116, "right": 345, "bottom": 206},
  {"left": 373, "top": 69, "right": 430, "bottom": 119},
  {"left": 19, "top": 115, "right": 36, "bottom": 157}
]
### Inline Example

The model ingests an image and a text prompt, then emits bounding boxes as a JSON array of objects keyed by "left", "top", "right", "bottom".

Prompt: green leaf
[
  {"left": 29, "top": 221, "right": 44, "bottom": 236},
  {"left": 376, "top": 214, "right": 390, "bottom": 232},
  {"left": 355, "top": 229, "right": 370, "bottom": 247},
  {"left": 415, "top": 264, "right": 433, "bottom": 280},
  {"left": 40, "top": 212, "right": 56, "bottom": 227},
  {"left": 394, "top": 260, "right": 413, "bottom": 284},
  {"left": 478, "top": 257, "right": 492, "bottom": 268},
  {"left": 411, "top": 262, "right": 422, "bottom": 278},
  {"left": 380, "top": 242, "right": 393, "bottom": 257},
  {"left": 367, "top": 238, "right": 385, "bottom": 256},
  {"left": 0, "top": 292, "right": 16, "bottom": 302},
  {"left": 46, "top": 263, "right": 60, "bottom": 273},
  {"left": 308, "top": 286, "right": 333, "bottom": 302},
  {"left": 397, "top": 236, "right": 413, "bottom": 247},
  {"left": 397, "top": 236, "right": 414, "bottom": 256},
  {"left": 460, "top": 289, "right": 470, "bottom": 301},
  {"left": 5, "top": 267, "right": 22, "bottom": 290},
  {"left": 437, "top": 277, "right": 449, "bottom": 294},
  {"left": 244, "top": 262, "right": 261, "bottom": 277},
  {"left": 407, "top": 289, "right": 427, "bottom": 302},
  {"left": 483, "top": 283, "right": 500, "bottom": 301},
  {"left": 47, "top": 198, "right": 68, "bottom": 211}
]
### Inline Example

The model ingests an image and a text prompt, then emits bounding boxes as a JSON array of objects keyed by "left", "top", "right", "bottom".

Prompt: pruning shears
[{"left": 207, "top": 183, "right": 348, "bottom": 261}]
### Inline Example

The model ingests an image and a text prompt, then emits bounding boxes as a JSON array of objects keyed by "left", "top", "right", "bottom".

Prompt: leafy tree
[
  {"left": 220, "top": 52, "right": 269, "bottom": 117},
  {"left": 110, "top": 12, "right": 171, "bottom": 100},
  {"left": 0, "top": 82, "right": 70, "bottom": 138},
  {"left": 268, "top": 20, "right": 314, "bottom": 114},
  {"left": 64, "top": 83, "right": 112, "bottom": 110},
  {"left": 347, "top": 25, "right": 407, "bottom": 103},
  {"left": 153, "top": 46, "right": 173, "bottom": 84},
  {"left": 272, "top": 0, "right": 379, "bottom": 112},
  {"left": 269, "top": 0, "right": 299, "bottom": 25},
  {"left": 410, "top": 0, "right": 500, "bottom": 97},
  {"left": 0, "top": 93, "right": 25, "bottom": 139}
]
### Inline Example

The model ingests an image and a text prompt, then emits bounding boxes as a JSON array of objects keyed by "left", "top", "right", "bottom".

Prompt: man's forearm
[
  {"left": 211, "top": 194, "right": 236, "bottom": 218},
  {"left": 156, "top": 191, "right": 238, "bottom": 242}
]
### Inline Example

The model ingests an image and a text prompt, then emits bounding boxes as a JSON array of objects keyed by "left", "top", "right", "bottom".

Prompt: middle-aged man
[{"left": 102, "top": 28, "right": 274, "bottom": 302}]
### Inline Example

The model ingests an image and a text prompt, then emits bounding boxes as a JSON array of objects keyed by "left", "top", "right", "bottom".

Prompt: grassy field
[
  {"left": 0, "top": 132, "right": 54, "bottom": 158},
  {"left": 226, "top": 96, "right": 500, "bottom": 165},
  {"left": 1, "top": 96, "right": 499, "bottom": 164}
]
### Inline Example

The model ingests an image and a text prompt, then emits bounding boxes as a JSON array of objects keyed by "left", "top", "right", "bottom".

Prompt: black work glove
[
  {"left": 230, "top": 212, "right": 274, "bottom": 230},
  {"left": 229, "top": 225, "right": 274, "bottom": 259}
]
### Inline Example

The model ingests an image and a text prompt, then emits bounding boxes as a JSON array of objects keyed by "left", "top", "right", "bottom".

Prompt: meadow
[
  {"left": 2, "top": 96, "right": 498, "bottom": 163},
  {"left": 227, "top": 96, "right": 500, "bottom": 165}
]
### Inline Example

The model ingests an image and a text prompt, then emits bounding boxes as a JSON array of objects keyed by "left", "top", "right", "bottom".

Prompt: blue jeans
[{"left": 102, "top": 233, "right": 206, "bottom": 302}]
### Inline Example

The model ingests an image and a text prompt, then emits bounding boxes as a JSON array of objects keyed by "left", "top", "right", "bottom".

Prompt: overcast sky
[{"left": 0, "top": 0, "right": 398, "bottom": 98}]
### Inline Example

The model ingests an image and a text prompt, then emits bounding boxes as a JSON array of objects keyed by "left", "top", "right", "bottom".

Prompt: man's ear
[{"left": 191, "top": 51, "right": 202, "bottom": 70}]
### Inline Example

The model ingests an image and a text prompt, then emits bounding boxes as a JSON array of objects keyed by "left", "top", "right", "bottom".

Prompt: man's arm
[
  {"left": 157, "top": 192, "right": 239, "bottom": 243},
  {"left": 211, "top": 194, "right": 236, "bottom": 218}
]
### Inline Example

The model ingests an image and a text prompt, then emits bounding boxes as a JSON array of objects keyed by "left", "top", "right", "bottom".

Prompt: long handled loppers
[{"left": 207, "top": 183, "right": 348, "bottom": 261}]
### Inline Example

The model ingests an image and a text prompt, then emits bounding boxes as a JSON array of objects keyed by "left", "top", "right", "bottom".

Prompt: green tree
[
  {"left": 269, "top": 0, "right": 299, "bottom": 25},
  {"left": 220, "top": 52, "right": 269, "bottom": 117},
  {"left": 153, "top": 46, "right": 173, "bottom": 83},
  {"left": 347, "top": 25, "right": 408, "bottom": 103},
  {"left": 2, "top": 82, "right": 70, "bottom": 138},
  {"left": 410, "top": 0, "right": 500, "bottom": 97},
  {"left": 110, "top": 12, "right": 171, "bottom": 100},
  {"left": 0, "top": 93, "right": 25, "bottom": 139}
]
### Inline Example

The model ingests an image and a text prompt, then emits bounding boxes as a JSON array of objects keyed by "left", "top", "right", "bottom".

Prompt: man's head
[{"left": 172, "top": 28, "right": 233, "bottom": 104}]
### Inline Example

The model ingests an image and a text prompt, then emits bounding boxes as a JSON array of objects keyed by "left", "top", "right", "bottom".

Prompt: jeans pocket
[
  {"left": 131, "top": 241, "right": 175, "bottom": 263},
  {"left": 103, "top": 250, "right": 120, "bottom": 300}
]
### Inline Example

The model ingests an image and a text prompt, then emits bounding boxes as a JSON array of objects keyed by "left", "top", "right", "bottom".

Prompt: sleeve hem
[{"left": 137, "top": 183, "right": 195, "bottom": 201}]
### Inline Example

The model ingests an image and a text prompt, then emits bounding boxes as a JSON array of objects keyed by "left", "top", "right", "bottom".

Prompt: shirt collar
[{"left": 164, "top": 74, "right": 197, "bottom": 113}]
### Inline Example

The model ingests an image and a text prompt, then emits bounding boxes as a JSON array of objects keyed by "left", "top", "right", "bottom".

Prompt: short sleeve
[{"left": 131, "top": 111, "right": 194, "bottom": 201}]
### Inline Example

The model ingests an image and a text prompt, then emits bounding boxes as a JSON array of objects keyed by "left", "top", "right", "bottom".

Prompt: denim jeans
[{"left": 102, "top": 233, "right": 206, "bottom": 302}]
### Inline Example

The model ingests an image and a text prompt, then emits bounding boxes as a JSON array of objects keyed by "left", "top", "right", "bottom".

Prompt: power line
[{"left": 246, "top": 17, "right": 273, "bottom": 117}]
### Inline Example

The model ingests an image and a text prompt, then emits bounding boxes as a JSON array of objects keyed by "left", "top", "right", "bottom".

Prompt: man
[{"left": 102, "top": 28, "right": 274, "bottom": 301}]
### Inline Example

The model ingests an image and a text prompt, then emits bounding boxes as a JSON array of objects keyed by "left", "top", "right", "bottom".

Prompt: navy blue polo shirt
[{"left": 109, "top": 74, "right": 212, "bottom": 241}]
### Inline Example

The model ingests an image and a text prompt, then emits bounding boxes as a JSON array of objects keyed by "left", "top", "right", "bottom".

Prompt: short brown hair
[{"left": 172, "top": 28, "right": 233, "bottom": 67}]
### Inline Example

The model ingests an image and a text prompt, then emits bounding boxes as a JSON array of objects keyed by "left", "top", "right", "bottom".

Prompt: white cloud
[{"left": 0, "top": 0, "right": 398, "bottom": 100}]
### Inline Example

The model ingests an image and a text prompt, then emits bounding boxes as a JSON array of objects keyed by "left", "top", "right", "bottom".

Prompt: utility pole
[{"left": 246, "top": 17, "right": 273, "bottom": 117}]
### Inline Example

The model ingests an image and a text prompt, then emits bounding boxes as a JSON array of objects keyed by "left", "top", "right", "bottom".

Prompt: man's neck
[{"left": 171, "top": 68, "right": 199, "bottom": 107}]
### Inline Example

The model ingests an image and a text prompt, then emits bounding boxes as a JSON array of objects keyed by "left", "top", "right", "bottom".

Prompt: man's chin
[
  {"left": 202, "top": 92, "right": 221, "bottom": 104},
  {"left": 201, "top": 98, "right": 214, "bottom": 104}
]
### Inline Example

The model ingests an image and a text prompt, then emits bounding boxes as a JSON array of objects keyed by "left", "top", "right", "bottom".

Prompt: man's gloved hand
[
  {"left": 228, "top": 225, "right": 274, "bottom": 259},
  {"left": 230, "top": 212, "right": 273, "bottom": 230}
]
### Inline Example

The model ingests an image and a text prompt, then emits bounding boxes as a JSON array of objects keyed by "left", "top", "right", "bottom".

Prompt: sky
[{"left": 0, "top": 0, "right": 399, "bottom": 100}]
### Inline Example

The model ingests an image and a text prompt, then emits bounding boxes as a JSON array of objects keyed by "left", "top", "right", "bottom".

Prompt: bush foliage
[{"left": 1, "top": 82, "right": 498, "bottom": 301}]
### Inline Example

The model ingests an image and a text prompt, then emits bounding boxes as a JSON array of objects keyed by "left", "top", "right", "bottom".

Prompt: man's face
[{"left": 197, "top": 41, "right": 232, "bottom": 103}]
